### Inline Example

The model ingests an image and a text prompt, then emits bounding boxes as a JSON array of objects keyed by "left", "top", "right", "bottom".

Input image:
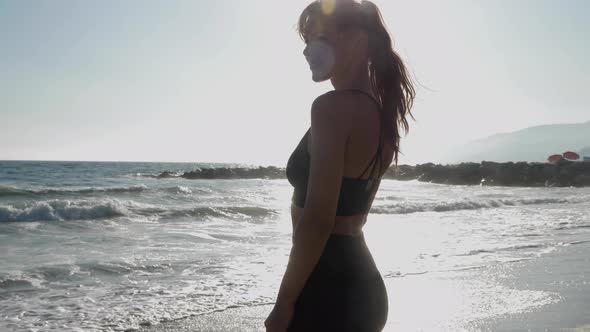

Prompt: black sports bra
[{"left": 285, "top": 89, "right": 383, "bottom": 216}]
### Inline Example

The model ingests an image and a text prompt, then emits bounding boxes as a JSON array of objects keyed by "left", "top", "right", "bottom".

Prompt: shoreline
[
  {"left": 141, "top": 242, "right": 590, "bottom": 332},
  {"left": 474, "top": 241, "right": 590, "bottom": 331},
  {"left": 139, "top": 304, "right": 272, "bottom": 332}
]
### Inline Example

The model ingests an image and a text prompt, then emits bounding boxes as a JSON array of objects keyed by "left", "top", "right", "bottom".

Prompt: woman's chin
[{"left": 311, "top": 71, "right": 331, "bottom": 82}]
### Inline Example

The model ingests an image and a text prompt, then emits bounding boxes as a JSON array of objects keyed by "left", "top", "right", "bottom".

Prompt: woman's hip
[{"left": 287, "top": 232, "right": 389, "bottom": 331}]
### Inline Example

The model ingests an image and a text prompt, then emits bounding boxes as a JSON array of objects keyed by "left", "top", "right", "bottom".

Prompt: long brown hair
[{"left": 297, "top": 0, "right": 416, "bottom": 167}]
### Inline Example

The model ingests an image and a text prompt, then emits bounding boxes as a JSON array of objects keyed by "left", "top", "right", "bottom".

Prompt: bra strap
[
  {"left": 357, "top": 142, "right": 380, "bottom": 179},
  {"left": 336, "top": 89, "right": 381, "bottom": 109},
  {"left": 344, "top": 88, "right": 382, "bottom": 182},
  {"left": 363, "top": 129, "right": 383, "bottom": 193},
  {"left": 325, "top": 89, "right": 384, "bottom": 189},
  {"left": 362, "top": 126, "right": 383, "bottom": 180}
]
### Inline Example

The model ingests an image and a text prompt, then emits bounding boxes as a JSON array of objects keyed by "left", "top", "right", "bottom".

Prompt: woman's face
[
  {"left": 302, "top": 17, "right": 338, "bottom": 82},
  {"left": 302, "top": 15, "right": 367, "bottom": 82}
]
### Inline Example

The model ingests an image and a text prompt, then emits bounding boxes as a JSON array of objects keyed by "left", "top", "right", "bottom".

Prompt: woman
[{"left": 264, "top": 0, "right": 415, "bottom": 331}]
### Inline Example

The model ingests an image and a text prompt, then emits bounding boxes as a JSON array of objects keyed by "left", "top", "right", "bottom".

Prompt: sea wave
[
  {"left": 0, "top": 199, "right": 129, "bottom": 222},
  {"left": 0, "top": 198, "right": 279, "bottom": 222},
  {"left": 0, "top": 185, "right": 209, "bottom": 198},
  {"left": 554, "top": 224, "right": 590, "bottom": 231},
  {"left": 456, "top": 244, "right": 545, "bottom": 256},
  {"left": 0, "top": 273, "right": 45, "bottom": 291},
  {"left": 0, "top": 185, "right": 148, "bottom": 197},
  {"left": 371, "top": 196, "right": 587, "bottom": 215},
  {"left": 158, "top": 206, "right": 280, "bottom": 220},
  {"left": 0, "top": 262, "right": 174, "bottom": 292},
  {"left": 454, "top": 240, "right": 590, "bottom": 257},
  {"left": 0, "top": 278, "right": 37, "bottom": 290}
]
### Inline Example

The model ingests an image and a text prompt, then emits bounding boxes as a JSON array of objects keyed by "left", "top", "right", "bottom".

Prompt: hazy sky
[{"left": 1, "top": 0, "right": 588, "bottom": 165}]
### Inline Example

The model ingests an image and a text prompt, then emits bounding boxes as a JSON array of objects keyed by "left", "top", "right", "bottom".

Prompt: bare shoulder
[
  {"left": 312, "top": 90, "right": 359, "bottom": 112},
  {"left": 310, "top": 90, "right": 356, "bottom": 134}
]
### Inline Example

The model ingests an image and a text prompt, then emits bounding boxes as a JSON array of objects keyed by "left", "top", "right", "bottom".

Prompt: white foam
[
  {"left": 371, "top": 195, "right": 588, "bottom": 215},
  {"left": 0, "top": 199, "right": 129, "bottom": 222}
]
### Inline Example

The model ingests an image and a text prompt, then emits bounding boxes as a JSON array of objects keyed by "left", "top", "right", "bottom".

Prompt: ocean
[{"left": 1, "top": 160, "right": 589, "bottom": 331}]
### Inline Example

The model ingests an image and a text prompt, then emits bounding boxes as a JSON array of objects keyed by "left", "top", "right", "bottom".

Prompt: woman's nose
[{"left": 303, "top": 44, "right": 310, "bottom": 57}]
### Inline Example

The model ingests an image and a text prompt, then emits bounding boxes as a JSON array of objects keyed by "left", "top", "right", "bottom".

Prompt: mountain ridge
[{"left": 442, "top": 120, "right": 590, "bottom": 163}]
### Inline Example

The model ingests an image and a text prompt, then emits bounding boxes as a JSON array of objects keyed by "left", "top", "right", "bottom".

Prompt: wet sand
[{"left": 141, "top": 241, "right": 590, "bottom": 332}]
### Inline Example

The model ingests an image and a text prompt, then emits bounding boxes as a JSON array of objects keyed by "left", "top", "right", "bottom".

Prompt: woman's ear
[
  {"left": 335, "top": 28, "right": 354, "bottom": 49},
  {"left": 342, "top": 29, "right": 368, "bottom": 56}
]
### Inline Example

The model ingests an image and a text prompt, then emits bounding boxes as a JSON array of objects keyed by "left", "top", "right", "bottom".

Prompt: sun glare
[{"left": 321, "top": 0, "right": 336, "bottom": 15}]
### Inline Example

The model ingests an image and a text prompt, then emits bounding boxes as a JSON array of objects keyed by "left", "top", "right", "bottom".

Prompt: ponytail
[{"left": 360, "top": 0, "right": 416, "bottom": 167}]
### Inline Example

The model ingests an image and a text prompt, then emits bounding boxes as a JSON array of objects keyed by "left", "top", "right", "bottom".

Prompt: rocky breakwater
[
  {"left": 388, "top": 160, "right": 590, "bottom": 187},
  {"left": 178, "top": 166, "right": 285, "bottom": 180},
  {"left": 150, "top": 160, "right": 590, "bottom": 187}
]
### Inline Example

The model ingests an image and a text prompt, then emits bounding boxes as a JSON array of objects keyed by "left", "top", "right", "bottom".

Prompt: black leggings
[{"left": 287, "top": 232, "right": 388, "bottom": 332}]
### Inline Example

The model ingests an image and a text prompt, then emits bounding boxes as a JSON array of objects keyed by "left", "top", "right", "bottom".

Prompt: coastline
[
  {"left": 474, "top": 240, "right": 590, "bottom": 332},
  {"left": 139, "top": 304, "right": 272, "bottom": 332},
  {"left": 141, "top": 241, "right": 590, "bottom": 332}
]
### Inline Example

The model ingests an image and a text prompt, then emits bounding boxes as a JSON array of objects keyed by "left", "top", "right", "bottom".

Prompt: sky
[{"left": 1, "top": 0, "right": 588, "bottom": 165}]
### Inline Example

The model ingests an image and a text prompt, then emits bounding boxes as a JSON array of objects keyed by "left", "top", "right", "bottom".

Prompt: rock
[
  {"left": 386, "top": 160, "right": 590, "bottom": 187},
  {"left": 152, "top": 161, "right": 590, "bottom": 187},
  {"left": 573, "top": 174, "right": 590, "bottom": 187}
]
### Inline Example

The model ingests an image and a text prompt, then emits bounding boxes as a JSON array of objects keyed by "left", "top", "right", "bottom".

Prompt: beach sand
[
  {"left": 474, "top": 240, "right": 590, "bottom": 332},
  {"left": 139, "top": 304, "right": 271, "bottom": 332},
  {"left": 141, "top": 241, "right": 590, "bottom": 332}
]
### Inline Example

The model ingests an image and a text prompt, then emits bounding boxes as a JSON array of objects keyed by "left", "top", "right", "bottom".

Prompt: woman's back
[{"left": 287, "top": 89, "right": 393, "bottom": 235}]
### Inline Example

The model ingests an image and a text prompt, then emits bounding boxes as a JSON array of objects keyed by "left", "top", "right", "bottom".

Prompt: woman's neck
[{"left": 330, "top": 64, "right": 371, "bottom": 92}]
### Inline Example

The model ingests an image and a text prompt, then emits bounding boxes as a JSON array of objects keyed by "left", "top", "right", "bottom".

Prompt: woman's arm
[{"left": 274, "top": 93, "right": 351, "bottom": 306}]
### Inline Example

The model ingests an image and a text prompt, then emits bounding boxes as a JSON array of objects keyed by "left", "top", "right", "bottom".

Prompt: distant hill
[{"left": 442, "top": 120, "right": 590, "bottom": 163}]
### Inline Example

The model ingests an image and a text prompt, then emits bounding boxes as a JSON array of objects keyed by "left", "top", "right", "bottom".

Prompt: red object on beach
[
  {"left": 563, "top": 151, "right": 580, "bottom": 160},
  {"left": 548, "top": 154, "right": 563, "bottom": 163}
]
